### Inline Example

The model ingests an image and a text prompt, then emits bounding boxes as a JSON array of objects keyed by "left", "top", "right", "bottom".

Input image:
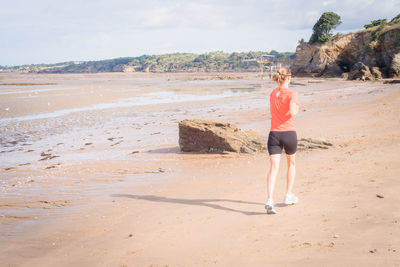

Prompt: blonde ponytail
[{"left": 272, "top": 67, "right": 291, "bottom": 85}]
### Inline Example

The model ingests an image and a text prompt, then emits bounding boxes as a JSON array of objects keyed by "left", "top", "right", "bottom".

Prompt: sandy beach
[{"left": 0, "top": 72, "right": 399, "bottom": 266}]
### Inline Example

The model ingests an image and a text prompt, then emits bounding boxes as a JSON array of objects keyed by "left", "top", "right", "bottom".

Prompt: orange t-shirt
[{"left": 269, "top": 87, "right": 298, "bottom": 132}]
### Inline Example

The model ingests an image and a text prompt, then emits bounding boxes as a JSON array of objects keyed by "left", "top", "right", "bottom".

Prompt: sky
[{"left": 1, "top": 0, "right": 399, "bottom": 66}]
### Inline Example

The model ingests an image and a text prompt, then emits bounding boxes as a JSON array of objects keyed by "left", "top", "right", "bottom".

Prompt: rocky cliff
[{"left": 291, "top": 25, "right": 400, "bottom": 79}]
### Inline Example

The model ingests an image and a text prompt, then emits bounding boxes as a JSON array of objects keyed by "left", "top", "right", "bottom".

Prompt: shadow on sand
[
  {"left": 110, "top": 194, "right": 268, "bottom": 216},
  {"left": 145, "top": 146, "right": 232, "bottom": 155}
]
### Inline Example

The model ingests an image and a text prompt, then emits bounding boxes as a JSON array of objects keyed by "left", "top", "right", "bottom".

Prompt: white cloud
[
  {"left": 1, "top": 0, "right": 399, "bottom": 65},
  {"left": 323, "top": 0, "right": 337, "bottom": 6}
]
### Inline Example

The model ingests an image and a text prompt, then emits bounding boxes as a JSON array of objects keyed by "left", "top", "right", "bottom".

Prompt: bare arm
[{"left": 289, "top": 101, "right": 299, "bottom": 117}]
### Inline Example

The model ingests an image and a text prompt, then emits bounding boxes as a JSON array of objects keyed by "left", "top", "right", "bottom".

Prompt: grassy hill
[{"left": 1, "top": 51, "right": 295, "bottom": 73}]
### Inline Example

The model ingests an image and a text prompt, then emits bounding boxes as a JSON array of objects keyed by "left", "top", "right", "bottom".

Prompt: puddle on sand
[
  {"left": 0, "top": 90, "right": 248, "bottom": 123},
  {"left": 228, "top": 87, "right": 258, "bottom": 93},
  {"left": 0, "top": 87, "right": 74, "bottom": 95}
]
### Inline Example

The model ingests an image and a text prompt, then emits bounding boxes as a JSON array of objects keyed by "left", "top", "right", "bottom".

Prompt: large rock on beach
[
  {"left": 178, "top": 119, "right": 267, "bottom": 153},
  {"left": 178, "top": 119, "right": 334, "bottom": 153}
]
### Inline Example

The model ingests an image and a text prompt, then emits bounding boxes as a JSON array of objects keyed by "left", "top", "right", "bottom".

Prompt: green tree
[
  {"left": 298, "top": 38, "right": 305, "bottom": 44},
  {"left": 309, "top": 12, "right": 342, "bottom": 44},
  {"left": 389, "top": 13, "right": 400, "bottom": 24},
  {"left": 364, "top": 19, "right": 387, "bottom": 29}
]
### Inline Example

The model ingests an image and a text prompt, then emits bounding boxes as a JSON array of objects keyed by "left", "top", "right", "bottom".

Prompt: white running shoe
[
  {"left": 265, "top": 199, "right": 277, "bottom": 214},
  {"left": 284, "top": 193, "right": 299, "bottom": 205}
]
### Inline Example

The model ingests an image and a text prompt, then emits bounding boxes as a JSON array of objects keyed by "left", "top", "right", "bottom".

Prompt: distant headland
[{"left": 0, "top": 51, "right": 294, "bottom": 74}]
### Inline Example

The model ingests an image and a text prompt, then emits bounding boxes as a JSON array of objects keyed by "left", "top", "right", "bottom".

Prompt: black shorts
[{"left": 267, "top": 131, "right": 297, "bottom": 155}]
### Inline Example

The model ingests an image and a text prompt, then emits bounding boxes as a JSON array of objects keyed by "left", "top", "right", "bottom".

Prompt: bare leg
[
  {"left": 267, "top": 154, "right": 281, "bottom": 199},
  {"left": 286, "top": 153, "right": 296, "bottom": 195}
]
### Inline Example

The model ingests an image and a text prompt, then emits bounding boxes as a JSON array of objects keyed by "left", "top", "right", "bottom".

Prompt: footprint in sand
[
  {"left": 317, "top": 241, "right": 335, "bottom": 248},
  {"left": 300, "top": 242, "right": 312, "bottom": 248}
]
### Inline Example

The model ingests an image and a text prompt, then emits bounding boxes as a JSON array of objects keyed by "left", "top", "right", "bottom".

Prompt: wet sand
[{"left": 0, "top": 72, "right": 399, "bottom": 266}]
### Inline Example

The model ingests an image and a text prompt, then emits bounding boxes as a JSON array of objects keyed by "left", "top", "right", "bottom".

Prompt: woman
[{"left": 265, "top": 67, "right": 299, "bottom": 214}]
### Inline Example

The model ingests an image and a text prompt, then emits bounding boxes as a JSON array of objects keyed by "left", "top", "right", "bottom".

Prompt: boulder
[
  {"left": 348, "top": 62, "right": 374, "bottom": 80},
  {"left": 371, "top": 67, "right": 383, "bottom": 79},
  {"left": 390, "top": 53, "right": 400, "bottom": 77},
  {"left": 178, "top": 119, "right": 266, "bottom": 153},
  {"left": 178, "top": 119, "right": 334, "bottom": 154},
  {"left": 341, "top": 72, "right": 349, "bottom": 80}
]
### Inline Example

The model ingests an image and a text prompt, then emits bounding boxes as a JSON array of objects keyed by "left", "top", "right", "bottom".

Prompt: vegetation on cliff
[
  {"left": 1, "top": 51, "right": 294, "bottom": 73},
  {"left": 365, "top": 14, "right": 400, "bottom": 29},
  {"left": 364, "top": 19, "right": 387, "bottom": 29},
  {"left": 309, "top": 12, "right": 342, "bottom": 44},
  {"left": 365, "top": 14, "right": 400, "bottom": 42}
]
